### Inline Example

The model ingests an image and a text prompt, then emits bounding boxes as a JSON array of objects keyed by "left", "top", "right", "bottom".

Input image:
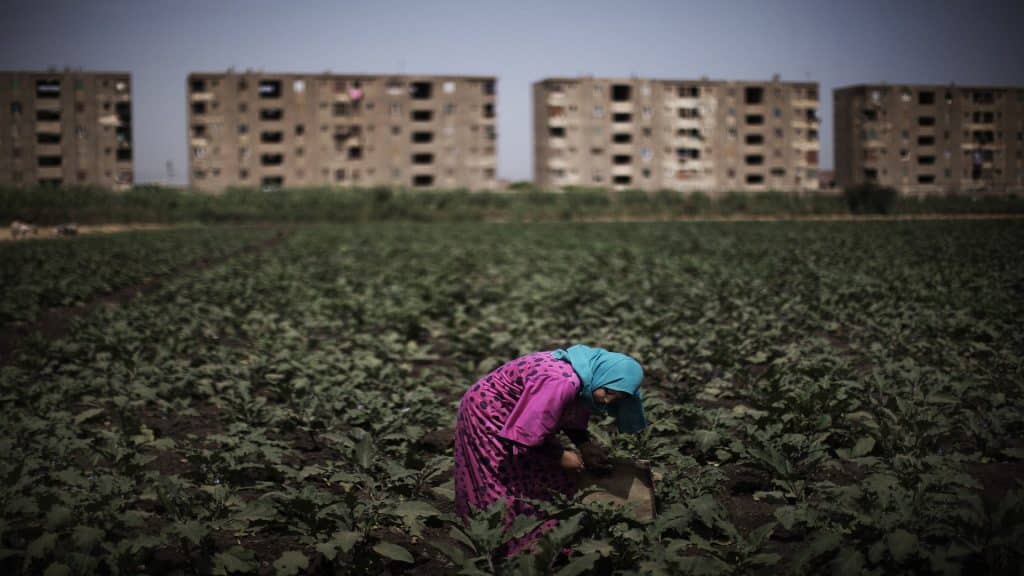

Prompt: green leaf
[
  {"left": 774, "top": 506, "right": 798, "bottom": 530},
  {"left": 273, "top": 551, "right": 309, "bottom": 576},
  {"left": 793, "top": 532, "right": 841, "bottom": 568},
  {"left": 337, "top": 530, "right": 363, "bottom": 554},
  {"left": 746, "top": 351, "right": 769, "bottom": 364},
  {"left": 373, "top": 541, "right": 414, "bottom": 563},
  {"left": 393, "top": 500, "right": 441, "bottom": 518},
  {"left": 555, "top": 552, "right": 600, "bottom": 576},
  {"left": 748, "top": 552, "right": 781, "bottom": 566},
  {"left": 355, "top": 433, "right": 375, "bottom": 470},
  {"left": 851, "top": 436, "right": 876, "bottom": 458},
  {"left": 170, "top": 520, "right": 209, "bottom": 546},
  {"left": 887, "top": 529, "right": 918, "bottom": 563},
  {"left": 214, "top": 546, "right": 258, "bottom": 574},
  {"left": 392, "top": 500, "right": 441, "bottom": 537},
  {"left": 74, "top": 407, "right": 106, "bottom": 425},
  {"left": 45, "top": 506, "right": 73, "bottom": 530},
  {"left": 832, "top": 547, "right": 865, "bottom": 576},
  {"left": 72, "top": 526, "right": 105, "bottom": 551},
  {"left": 314, "top": 541, "right": 338, "bottom": 562},
  {"left": 693, "top": 430, "right": 721, "bottom": 452},
  {"left": 576, "top": 539, "right": 615, "bottom": 557},
  {"left": 26, "top": 533, "right": 58, "bottom": 561},
  {"left": 43, "top": 563, "right": 71, "bottom": 576}
]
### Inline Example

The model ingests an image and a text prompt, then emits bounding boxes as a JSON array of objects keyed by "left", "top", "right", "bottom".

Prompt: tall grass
[{"left": 1, "top": 184, "right": 1020, "bottom": 225}]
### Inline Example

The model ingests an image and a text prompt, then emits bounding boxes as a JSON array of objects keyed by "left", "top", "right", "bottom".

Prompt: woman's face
[{"left": 592, "top": 388, "right": 627, "bottom": 405}]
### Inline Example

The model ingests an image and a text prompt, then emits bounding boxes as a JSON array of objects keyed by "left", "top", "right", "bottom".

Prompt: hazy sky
[{"left": 2, "top": 0, "right": 1023, "bottom": 185}]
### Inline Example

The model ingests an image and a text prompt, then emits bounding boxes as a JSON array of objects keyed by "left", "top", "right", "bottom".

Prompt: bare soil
[{"left": 2, "top": 222, "right": 177, "bottom": 242}]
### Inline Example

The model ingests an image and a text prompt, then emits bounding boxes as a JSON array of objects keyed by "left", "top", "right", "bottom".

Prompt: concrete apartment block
[
  {"left": 187, "top": 71, "right": 497, "bottom": 192},
  {"left": 533, "top": 76, "right": 819, "bottom": 193},
  {"left": 835, "top": 84, "right": 1024, "bottom": 195},
  {"left": 0, "top": 70, "right": 133, "bottom": 189}
]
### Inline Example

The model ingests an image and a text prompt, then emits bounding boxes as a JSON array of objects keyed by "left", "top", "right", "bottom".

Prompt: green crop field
[{"left": 1, "top": 221, "right": 1022, "bottom": 575}]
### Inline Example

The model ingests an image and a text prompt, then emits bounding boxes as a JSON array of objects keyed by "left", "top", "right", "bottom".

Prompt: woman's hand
[
  {"left": 560, "top": 450, "right": 585, "bottom": 471},
  {"left": 579, "top": 441, "right": 611, "bottom": 472}
]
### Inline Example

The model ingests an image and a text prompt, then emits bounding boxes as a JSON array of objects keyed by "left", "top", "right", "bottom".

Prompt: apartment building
[
  {"left": 835, "top": 84, "right": 1024, "bottom": 194},
  {"left": 187, "top": 71, "right": 497, "bottom": 192},
  {"left": 0, "top": 70, "right": 133, "bottom": 189},
  {"left": 533, "top": 76, "right": 819, "bottom": 193}
]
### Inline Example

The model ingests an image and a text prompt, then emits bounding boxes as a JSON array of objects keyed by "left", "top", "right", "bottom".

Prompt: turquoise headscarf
[{"left": 551, "top": 344, "right": 647, "bottom": 433}]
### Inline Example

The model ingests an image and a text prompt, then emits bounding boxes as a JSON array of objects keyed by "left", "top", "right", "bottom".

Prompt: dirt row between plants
[
  {"left": 0, "top": 228, "right": 293, "bottom": 365},
  {"left": 2, "top": 222, "right": 181, "bottom": 242}
]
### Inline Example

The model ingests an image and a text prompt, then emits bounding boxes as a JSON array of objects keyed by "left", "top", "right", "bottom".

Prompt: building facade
[
  {"left": 835, "top": 84, "right": 1024, "bottom": 194},
  {"left": 187, "top": 72, "right": 497, "bottom": 192},
  {"left": 0, "top": 70, "right": 133, "bottom": 189},
  {"left": 533, "top": 76, "right": 819, "bottom": 193}
]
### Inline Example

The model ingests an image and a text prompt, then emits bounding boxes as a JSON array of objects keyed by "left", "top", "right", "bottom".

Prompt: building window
[
  {"left": 410, "top": 82, "right": 433, "bottom": 100},
  {"left": 259, "top": 80, "right": 282, "bottom": 98},
  {"left": 611, "top": 84, "right": 631, "bottom": 102},
  {"left": 260, "top": 108, "right": 284, "bottom": 121}
]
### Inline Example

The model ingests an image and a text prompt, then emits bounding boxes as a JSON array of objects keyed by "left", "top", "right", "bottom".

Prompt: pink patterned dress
[{"left": 453, "top": 351, "right": 591, "bottom": 554}]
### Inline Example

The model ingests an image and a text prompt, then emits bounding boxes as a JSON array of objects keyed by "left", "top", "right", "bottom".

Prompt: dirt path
[
  {"left": 0, "top": 228, "right": 292, "bottom": 365},
  {"left": 2, "top": 222, "right": 180, "bottom": 242}
]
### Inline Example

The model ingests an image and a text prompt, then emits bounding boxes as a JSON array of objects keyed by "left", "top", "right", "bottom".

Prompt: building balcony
[
  {"left": 548, "top": 116, "right": 568, "bottom": 127},
  {"left": 960, "top": 142, "right": 1001, "bottom": 150},
  {"left": 610, "top": 143, "right": 634, "bottom": 154},
  {"left": 611, "top": 164, "right": 633, "bottom": 175},
  {"left": 35, "top": 121, "right": 61, "bottom": 134},
  {"left": 674, "top": 136, "right": 704, "bottom": 148},
  {"left": 610, "top": 102, "right": 633, "bottom": 114},
  {"left": 610, "top": 123, "right": 633, "bottom": 133},
  {"left": 37, "top": 168, "right": 64, "bottom": 182},
  {"left": 190, "top": 92, "right": 214, "bottom": 102},
  {"left": 793, "top": 140, "right": 820, "bottom": 151},
  {"left": 190, "top": 137, "right": 209, "bottom": 147},
  {"left": 34, "top": 99, "right": 61, "bottom": 111},
  {"left": 547, "top": 138, "right": 567, "bottom": 149},
  {"left": 792, "top": 98, "right": 818, "bottom": 108},
  {"left": 675, "top": 118, "right": 701, "bottom": 130},
  {"left": 36, "top": 144, "right": 62, "bottom": 156},
  {"left": 673, "top": 97, "right": 700, "bottom": 108},
  {"left": 546, "top": 92, "right": 567, "bottom": 106},
  {"left": 547, "top": 157, "right": 568, "bottom": 169},
  {"left": 671, "top": 159, "right": 710, "bottom": 171}
]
